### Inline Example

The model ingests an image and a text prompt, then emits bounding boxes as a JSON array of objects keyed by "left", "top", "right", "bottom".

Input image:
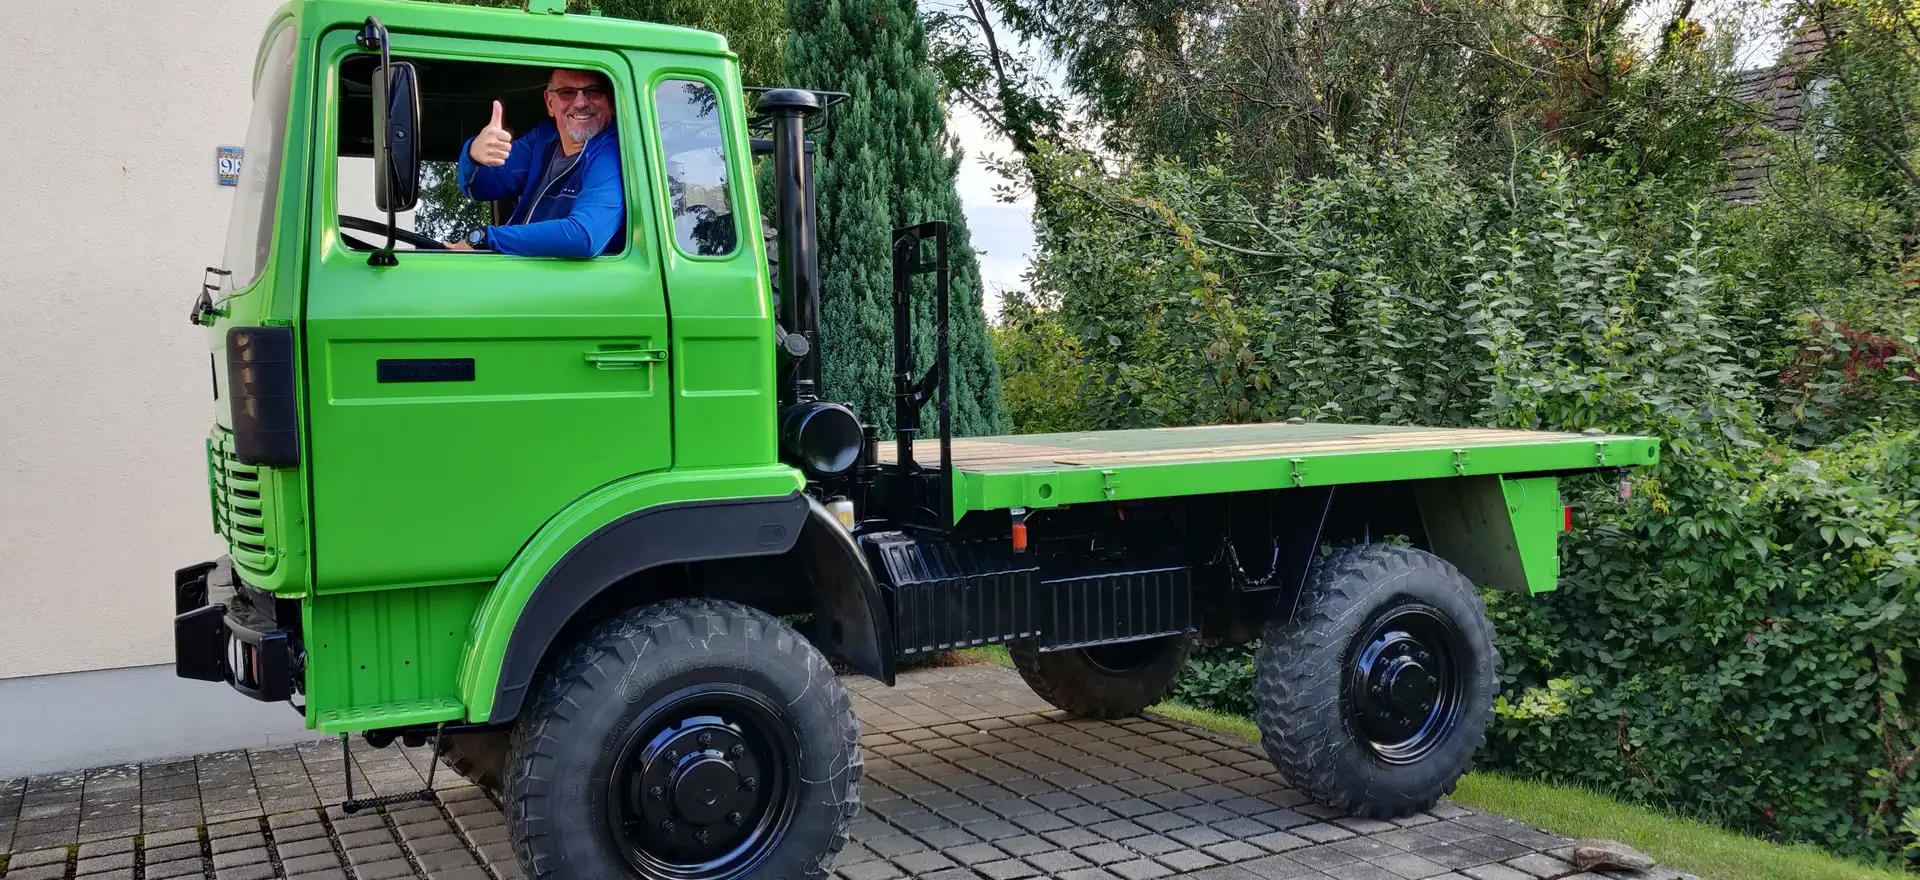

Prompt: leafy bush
[
  {"left": 1168, "top": 646, "right": 1256, "bottom": 716},
  {"left": 1004, "top": 137, "right": 1920, "bottom": 864}
]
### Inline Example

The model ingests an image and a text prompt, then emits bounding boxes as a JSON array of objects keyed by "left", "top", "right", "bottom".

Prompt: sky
[{"left": 949, "top": 105, "right": 1034, "bottom": 320}]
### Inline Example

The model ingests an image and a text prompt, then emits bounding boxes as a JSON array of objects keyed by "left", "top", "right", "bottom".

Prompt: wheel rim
[
  {"left": 1082, "top": 636, "right": 1169, "bottom": 676},
  {"left": 1344, "top": 602, "right": 1466, "bottom": 764},
  {"left": 606, "top": 686, "right": 798, "bottom": 879}
]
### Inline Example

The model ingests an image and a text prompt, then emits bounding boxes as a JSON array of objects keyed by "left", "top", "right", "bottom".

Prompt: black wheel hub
[
  {"left": 1346, "top": 603, "right": 1465, "bottom": 764},
  {"left": 609, "top": 690, "right": 796, "bottom": 879}
]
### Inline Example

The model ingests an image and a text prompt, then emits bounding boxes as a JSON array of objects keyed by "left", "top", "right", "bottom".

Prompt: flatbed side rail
[{"left": 943, "top": 432, "right": 1661, "bottom": 515}]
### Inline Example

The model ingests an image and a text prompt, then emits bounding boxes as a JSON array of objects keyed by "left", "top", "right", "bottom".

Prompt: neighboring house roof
[{"left": 1715, "top": 28, "right": 1830, "bottom": 204}]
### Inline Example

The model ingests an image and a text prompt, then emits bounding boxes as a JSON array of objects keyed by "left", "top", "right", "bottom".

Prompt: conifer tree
[{"left": 780, "top": 0, "right": 1008, "bottom": 436}]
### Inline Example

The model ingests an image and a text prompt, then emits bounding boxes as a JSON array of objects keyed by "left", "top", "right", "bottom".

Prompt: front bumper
[{"left": 174, "top": 558, "right": 295, "bottom": 702}]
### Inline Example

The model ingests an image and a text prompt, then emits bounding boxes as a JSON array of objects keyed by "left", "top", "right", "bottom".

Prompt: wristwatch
[{"left": 467, "top": 227, "right": 489, "bottom": 250}]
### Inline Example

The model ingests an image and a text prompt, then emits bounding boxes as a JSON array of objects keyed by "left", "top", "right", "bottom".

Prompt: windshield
[{"left": 221, "top": 26, "right": 298, "bottom": 289}]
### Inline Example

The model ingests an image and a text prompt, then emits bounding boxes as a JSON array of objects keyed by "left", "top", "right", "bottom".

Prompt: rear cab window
[{"left": 654, "top": 79, "right": 738, "bottom": 258}]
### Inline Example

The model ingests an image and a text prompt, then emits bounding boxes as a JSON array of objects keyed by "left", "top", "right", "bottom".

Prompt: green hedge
[{"left": 1003, "top": 138, "right": 1920, "bottom": 864}]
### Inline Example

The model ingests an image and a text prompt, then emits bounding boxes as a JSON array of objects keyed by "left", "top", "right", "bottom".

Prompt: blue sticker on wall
[{"left": 217, "top": 146, "right": 244, "bottom": 186}]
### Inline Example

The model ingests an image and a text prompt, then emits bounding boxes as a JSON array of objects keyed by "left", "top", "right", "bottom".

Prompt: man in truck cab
[{"left": 448, "top": 68, "right": 625, "bottom": 257}]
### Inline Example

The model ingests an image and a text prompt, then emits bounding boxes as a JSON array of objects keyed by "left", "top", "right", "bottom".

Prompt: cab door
[{"left": 303, "top": 33, "right": 669, "bottom": 591}]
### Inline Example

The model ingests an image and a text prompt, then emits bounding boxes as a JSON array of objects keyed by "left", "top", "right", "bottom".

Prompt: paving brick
[
  {"left": 423, "top": 867, "right": 492, "bottom": 880},
  {"left": 414, "top": 846, "right": 478, "bottom": 872},
  {"left": 351, "top": 858, "right": 417, "bottom": 880},
  {"left": 277, "top": 834, "right": 335, "bottom": 859},
  {"left": 216, "top": 862, "right": 277, "bottom": 880},
  {"left": 286, "top": 870, "right": 349, "bottom": 880},
  {"left": 1293, "top": 822, "right": 1357, "bottom": 843},
  {"left": 212, "top": 846, "right": 269, "bottom": 869},
  {"left": 283, "top": 852, "right": 347, "bottom": 875},
  {"left": 1153, "top": 848, "right": 1222, "bottom": 872},
  {"left": 147, "top": 840, "right": 206, "bottom": 863},
  {"left": 7, "top": 847, "right": 70, "bottom": 868},
  {"left": 76, "top": 850, "right": 136, "bottom": 875},
  {"left": 5, "top": 864, "right": 72, "bottom": 880},
  {"left": 1108, "top": 857, "right": 1175, "bottom": 880},
  {"left": 1461, "top": 865, "right": 1534, "bottom": 880},
  {"left": 1323, "top": 862, "right": 1404, "bottom": 880},
  {"left": 1203, "top": 840, "right": 1267, "bottom": 863},
  {"left": 337, "top": 829, "right": 394, "bottom": 850},
  {"left": 212, "top": 832, "right": 267, "bottom": 853},
  {"left": 145, "top": 859, "right": 210, "bottom": 880},
  {"left": 344, "top": 843, "right": 407, "bottom": 866},
  {"left": 77, "top": 837, "right": 135, "bottom": 858},
  {"left": 1239, "top": 855, "right": 1315, "bottom": 879},
  {"left": 1502, "top": 854, "right": 1578, "bottom": 879},
  {"left": 1374, "top": 852, "right": 1453, "bottom": 879},
  {"left": 1023, "top": 848, "right": 1092, "bottom": 874}
]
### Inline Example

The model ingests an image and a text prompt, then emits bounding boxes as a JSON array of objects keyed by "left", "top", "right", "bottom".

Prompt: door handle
[{"left": 584, "top": 348, "right": 668, "bottom": 369}]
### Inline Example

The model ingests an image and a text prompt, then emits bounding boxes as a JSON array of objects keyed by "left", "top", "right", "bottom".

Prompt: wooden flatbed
[{"left": 880, "top": 422, "right": 1660, "bottom": 518}]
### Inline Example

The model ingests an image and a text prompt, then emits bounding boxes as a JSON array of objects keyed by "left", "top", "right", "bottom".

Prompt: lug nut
[
  {"left": 661, "top": 819, "right": 676, "bottom": 834},
  {"left": 666, "top": 750, "right": 679, "bottom": 762},
  {"left": 649, "top": 786, "right": 666, "bottom": 802},
  {"left": 742, "top": 777, "right": 758, "bottom": 792},
  {"left": 727, "top": 812, "right": 744, "bottom": 827},
  {"left": 695, "top": 829, "right": 710, "bottom": 844},
  {"left": 699, "top": 732, "right": 714, "bottom": 747},
  {"left": 729, "top": 745, "right": 746, "bottom": 759}
]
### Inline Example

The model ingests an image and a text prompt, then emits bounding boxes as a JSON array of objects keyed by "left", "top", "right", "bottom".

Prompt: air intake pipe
[
  {"left": 761, "top": 89, "right": 861, "bottom": 480},
  {"left": 759, "top": 89, "right": 823, "bottom": 404}
]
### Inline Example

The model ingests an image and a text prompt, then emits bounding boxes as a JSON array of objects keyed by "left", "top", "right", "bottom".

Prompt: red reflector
[
  {"left": 1563, "top": 505, "right": 1573, "bottom": 531},
  {"left": 1011, "top": 522, "right": 1028, "bottom": 552}
]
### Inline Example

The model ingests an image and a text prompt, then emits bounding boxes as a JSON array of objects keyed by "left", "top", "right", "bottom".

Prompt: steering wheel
[{"left": 339, "top": 214, "right": 452, "bottom": 250}]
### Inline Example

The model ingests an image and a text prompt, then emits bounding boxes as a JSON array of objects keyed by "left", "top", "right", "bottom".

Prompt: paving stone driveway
[{"left": 0, "top": 663, "right": 1690, "bottom": 880}]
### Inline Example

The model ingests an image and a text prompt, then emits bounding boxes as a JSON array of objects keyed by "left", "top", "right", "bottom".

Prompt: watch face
[{"left": 468, "top": 229, "right": 486, "bottom": 247}]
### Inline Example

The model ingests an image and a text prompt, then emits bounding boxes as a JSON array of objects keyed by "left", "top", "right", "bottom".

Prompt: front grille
[{"left": 210, "top": 427, "right": 276, "bottom": 573}]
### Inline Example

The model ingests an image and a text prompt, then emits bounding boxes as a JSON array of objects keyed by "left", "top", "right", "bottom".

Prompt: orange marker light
[{"left": 1011, "top": 521, "right": 1028, "bottom": 552}]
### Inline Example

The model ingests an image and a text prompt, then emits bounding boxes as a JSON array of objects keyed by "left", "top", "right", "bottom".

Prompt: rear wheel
[
  {"left": 1011, "top": 634, "right": 1195, "bottom": 718},
  {"left": 504, "top": 598, "right": 861, "bottom": 880},
  {"left": 1253, "top": 544, "right": 1497, "bottom": 819}
]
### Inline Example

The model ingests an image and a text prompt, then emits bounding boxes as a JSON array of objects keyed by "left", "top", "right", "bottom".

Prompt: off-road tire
[
  {"left": 435, "top": 731, "right": 508, "bottom": 798},
  {"left": 1010, "top": 634, "right": 1196, "bottom": 718},
  {"left": 503, "top": 598, "right": 861, "bottom": 880},
  {"left": 1253, "top": 544, "right": 1497, "bottom": 819}
]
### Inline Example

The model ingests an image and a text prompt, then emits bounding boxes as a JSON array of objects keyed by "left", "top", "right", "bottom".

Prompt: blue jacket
[{"left": 456, "top": 119, "right": 624, "bottom": 258}]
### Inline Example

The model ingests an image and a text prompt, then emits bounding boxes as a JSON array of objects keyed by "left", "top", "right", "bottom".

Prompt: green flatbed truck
[{"left": 172, "top": 2, "right": 1660, "bottom": 876}]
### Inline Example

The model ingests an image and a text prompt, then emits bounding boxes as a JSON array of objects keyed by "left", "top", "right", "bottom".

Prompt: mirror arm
[{"left": 358, "top": 17, "right": 400, "bottom": 267}]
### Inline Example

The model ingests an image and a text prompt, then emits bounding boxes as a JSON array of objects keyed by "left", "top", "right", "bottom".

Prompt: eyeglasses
[{"left": 548, "top": 86, "right": 611, "bottom": 102}]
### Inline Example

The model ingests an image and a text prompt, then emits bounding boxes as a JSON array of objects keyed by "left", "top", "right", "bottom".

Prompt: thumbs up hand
[{"left": 469, "top": 100, "right": 512, "bottom": 167}]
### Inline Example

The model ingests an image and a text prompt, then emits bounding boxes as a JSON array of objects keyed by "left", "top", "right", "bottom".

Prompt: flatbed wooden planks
[
  {"left": 876, "top": 422, "right": 1661, "bottom": 519},
  {"left": 880, "top": 423, "right": 1591, "bottom": 474}
]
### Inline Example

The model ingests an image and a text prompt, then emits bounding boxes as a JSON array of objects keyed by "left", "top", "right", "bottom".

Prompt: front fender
[
  {"left": 457, "top": 466, "right": 806, "bottom": 722},
  {"left": 799, "top": 499, "right": 896, "bottom": 685}
]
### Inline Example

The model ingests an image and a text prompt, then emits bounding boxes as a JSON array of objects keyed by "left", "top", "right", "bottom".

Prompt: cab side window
[
  {"left": 334, "top": 56, "right": 628, "bottom": 256},
  {"left": 655, "top": 80, "right": 737, "bottom": 257}
]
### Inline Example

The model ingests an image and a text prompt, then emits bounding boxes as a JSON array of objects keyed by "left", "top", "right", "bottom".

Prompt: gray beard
[{"left": 563, "top": 117, "right": 609, "bottom": 145}]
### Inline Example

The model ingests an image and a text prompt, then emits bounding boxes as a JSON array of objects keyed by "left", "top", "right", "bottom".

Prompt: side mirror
[{"left": 373, "top": 60, "right": 420, "bottom": 213}]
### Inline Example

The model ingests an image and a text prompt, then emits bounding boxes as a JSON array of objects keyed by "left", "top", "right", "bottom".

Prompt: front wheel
[
  {"left": 1253, "top": 544, "right": 1498, "bottom": 819},
  {"left": 504, "top": 599, "right": 861, "bottom": 880}
]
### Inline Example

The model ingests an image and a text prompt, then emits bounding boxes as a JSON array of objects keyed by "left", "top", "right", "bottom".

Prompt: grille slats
[{"left": 210, "top": 427, "right": 277, "bottom": 574}]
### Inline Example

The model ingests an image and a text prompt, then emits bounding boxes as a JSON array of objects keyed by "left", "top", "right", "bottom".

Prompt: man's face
[{"left": 546, "top": 69, "right": 612, "bottom": 145}]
